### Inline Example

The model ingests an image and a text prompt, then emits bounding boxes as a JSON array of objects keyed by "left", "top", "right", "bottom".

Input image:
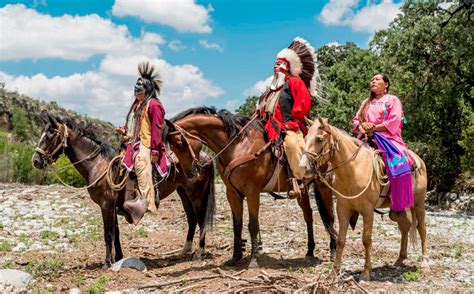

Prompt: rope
[
  {"left": 50, "top": 166, "right": 107, "bottom": 190},
  {"left": 318, "top": 157, "right": 375, "bottom": 200},
  {"left": 106, "top": 155, "right": 129, "bottom": 191}
]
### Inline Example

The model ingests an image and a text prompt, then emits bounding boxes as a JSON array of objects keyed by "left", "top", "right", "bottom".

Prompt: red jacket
[{"left": 261, "top": 75, "right": 311, "bottom": 141}]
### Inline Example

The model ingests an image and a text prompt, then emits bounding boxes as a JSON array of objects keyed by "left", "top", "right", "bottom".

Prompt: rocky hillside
[{"left": 0, "top": 84, "right": 120, "bottom": 146}]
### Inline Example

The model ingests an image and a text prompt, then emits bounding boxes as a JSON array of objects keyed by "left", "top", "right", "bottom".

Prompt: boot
[
  {"left": 288, "top": 178, "right": 302, "bottom": 199},
  {"left": 123, "top": 190, "right": 147, "bottom": 225}
]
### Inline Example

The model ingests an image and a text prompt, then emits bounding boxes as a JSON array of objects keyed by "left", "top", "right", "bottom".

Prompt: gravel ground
[{"left": 0, "top": 183, "right": 473, "bottom": 293}]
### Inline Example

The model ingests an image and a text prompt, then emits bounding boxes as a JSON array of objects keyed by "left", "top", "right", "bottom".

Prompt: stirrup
[{"left": 288, "top": 178, "right": 302, "bottom": 199}]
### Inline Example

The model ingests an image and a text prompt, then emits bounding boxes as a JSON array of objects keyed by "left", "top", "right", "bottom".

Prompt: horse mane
[
  {"left": 170, "top": 106, "right": 263, "bottom": 137},
  {"left": 335, "top": 128, "right": 364, "bottom": 147},
  {"left": 59, "top": 117, "right": 118, "bottom": 160}
]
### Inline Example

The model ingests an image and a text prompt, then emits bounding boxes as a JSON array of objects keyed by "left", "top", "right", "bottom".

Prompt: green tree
[
  {"left": 11, "top": 107, "right": 35, "bottom": 143},
  {"left": 236, "top": 95, "right": 260, "bottom": 116},
  {"left": 370, "top": 0, "right": 473, "bottom": 190},
  {"left": 315, "top": 43, "right": 385, "bottom": 131}
]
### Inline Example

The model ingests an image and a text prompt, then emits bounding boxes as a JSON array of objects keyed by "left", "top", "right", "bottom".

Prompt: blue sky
[{"left": 0, "top": 0, "right": 403, "bottom": 125}]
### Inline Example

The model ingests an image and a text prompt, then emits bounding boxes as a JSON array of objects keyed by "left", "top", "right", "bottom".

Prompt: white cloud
[
  {"left": 325, "top": 41, "right": 341, "bottom": 47},
  {"left": 0, "top": 56, "right": 224, "bottom": 125},
  {"left": 0, "top": 4, "right": 162, "bottom": 61},
  {"left": 318, "top": 0, "right": 358, "bottom": 25},
  {"left": 168, "top": 40, "right": 186, "bottom": 52},
  {"left": 112, "top": 0, "right": 212, "bottom": 33},
  {"left": 244, "top": 76, "right": 273, "bottom": 97},
  {"left": 317, "top": 0, "right": 402, "bottom": 33},
  {"left": 199, "top": 40, "right": 223, "bottom": 52}
]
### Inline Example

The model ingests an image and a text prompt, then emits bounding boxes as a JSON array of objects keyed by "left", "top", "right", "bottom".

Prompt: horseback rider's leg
[
  {"left": 283, "top": 130, "right": 305, "bottom": 198},
  {"left": 135, "top": 143, "right": 157, "bottom": 213}
]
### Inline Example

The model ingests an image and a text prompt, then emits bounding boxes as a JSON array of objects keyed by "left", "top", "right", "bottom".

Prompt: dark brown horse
[
  {"left": 165, "top": 107, "right": 337, "bottom": 268},
  {"left": 32, "top": 111, "right": 215, "bottom": 269}
]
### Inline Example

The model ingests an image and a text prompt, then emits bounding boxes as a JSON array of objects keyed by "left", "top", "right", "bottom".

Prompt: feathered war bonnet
[
  {"left": 276, "top": 37, "right": 321, "bottom": 98},
  {"left": 135, "top": 61, "right": 163, "bottom": 98}
]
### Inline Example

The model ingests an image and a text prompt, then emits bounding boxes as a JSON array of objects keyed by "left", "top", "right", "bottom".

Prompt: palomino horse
[
  {"left": 32, "top": 111, "right": 215, "bottom": 268},
  {"left": 165, "top": 107, "right": 337, "bottom": 268},
  {"left": 300, "top": 117, "right": 428, "bottom": 280}
]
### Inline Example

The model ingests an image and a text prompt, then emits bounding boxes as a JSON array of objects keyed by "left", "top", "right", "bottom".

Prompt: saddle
[{"left": 122, "top": 151, "right": 174, "bottom": 225}]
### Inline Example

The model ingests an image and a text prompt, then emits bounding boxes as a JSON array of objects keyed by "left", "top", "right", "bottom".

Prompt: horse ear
[
  {"left": 305, "top": 116, "right": 314, "bottom": 126},
  {"left": 40, "top": 110, "right": 49, "bottom": 124},
  {"left": 165, "top": 119, "right": 175, "bottom": 133},
  {"left": 318, "top": 116, "right": 330, "bottom": 132},
  {"left": 48, "top": 114, "right": 58, "bottom": 127}
]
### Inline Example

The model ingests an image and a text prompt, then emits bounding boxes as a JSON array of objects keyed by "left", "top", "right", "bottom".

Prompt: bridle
[
  {"left": 303, "top": 125, "right": 341, "bottom": 177},
  {"left": 35, "top": 123, "right": 101, "bottom": 170},
  {"left": 35, "top": 124, "right": 69, "bottom": 167},
  {"left": 303, "top": 125, "right": 388, "bottom": 200},
  {"left": 168, "top": 113, "right": 259, "bottom": 171}
]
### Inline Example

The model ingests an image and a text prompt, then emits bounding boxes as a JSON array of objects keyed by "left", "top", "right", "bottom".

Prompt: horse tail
[
  {"left": 314, "top": 184, "right": 338, "bottom": 242},
  {"left": 409, "top": 208, "right": 418, "bottom": 251},
  {"left": 202, "top": 159, "right": 216, "bottom": 232}
]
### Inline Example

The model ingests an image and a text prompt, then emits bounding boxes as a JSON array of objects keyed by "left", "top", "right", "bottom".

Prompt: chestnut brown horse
[
  {"left": 300, "top": 117, "right": 428, "bottom": 280},
  {"left": 32, "top": 111, "right": 215, "bottom": 269},
  {"left": 165, "top": 107, "right": 336, "bottom": 268}
]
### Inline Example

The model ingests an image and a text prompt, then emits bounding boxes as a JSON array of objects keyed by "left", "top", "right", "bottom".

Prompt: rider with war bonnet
[
  {"left": 257, "top": 37, "right": 321, "bottom": 198},
  {"left": 118, "top": 61, "right": 169, "bottom": 224}
]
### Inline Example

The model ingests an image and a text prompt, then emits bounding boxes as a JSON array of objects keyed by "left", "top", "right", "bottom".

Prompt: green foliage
[
  {"left": 459, "top": 113, "right": 474, "bottom": 172},
  {"left": 403, "top": 268, "right": 423, "bottom": 282},
  {"left": 0, "top": 133, "right": 85, "bottom": 186},
  {"left": 11, "top": 107, "right": 38, "bottom": 143},
  {"left": 369, "top": 0, "right": 473, "bottom": 190},
  {"left": 0, "top": 241, "right": 11, "bottom": 252},
  {"left": 236, "top": 95, "right": 259, "bottom": 116},
  {"left": 87, "top": 275, "right": 109, "bottom": 294},
  {"left": 315, "top": 43, "right": 385, "bottom": 131}
]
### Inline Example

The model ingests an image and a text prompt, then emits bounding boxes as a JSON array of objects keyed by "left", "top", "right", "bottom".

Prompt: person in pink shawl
[{"left": 353, "top": 73, "right": 414, "bottom": 216}]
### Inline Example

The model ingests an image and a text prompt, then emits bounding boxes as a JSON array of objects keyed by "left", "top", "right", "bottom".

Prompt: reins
[
  {"left": 169, "top": 112, "right": 259, "bottom": 168},
  {"left": 36, "top": 124, "right": 115, "bottom": 190},
  {"left": 305, "top": 126, "right": 389, "bottom": 199}
]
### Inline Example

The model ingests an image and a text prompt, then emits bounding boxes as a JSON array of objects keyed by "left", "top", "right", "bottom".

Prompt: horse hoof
[
  {"left": 330, "top": 250, "right": 336, "bottom": 262},
  {"left": 102, "top": 264, "right": 111, "bottom": 270},
  {"left": 421, "top": 259, "right": 430, "bottom": 269},
  {"left": 393, "top": 259, "right": 405, "bottom": 267},
  {"left": 224, "top": 258, "right": 242, "bottom": 267},
  {"left": 359, "top": 273, "right": 371, "bottom": 281},
  {"left": 193, "top": 248, "right": 205, "bottom": 260},
  {"left": 248, "top": 258, "right": 259, "bottom": 269}
]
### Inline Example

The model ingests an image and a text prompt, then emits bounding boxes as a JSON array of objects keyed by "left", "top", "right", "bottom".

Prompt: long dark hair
[{"left": 360, "top": 73, "right": 390, "bottom": 123}]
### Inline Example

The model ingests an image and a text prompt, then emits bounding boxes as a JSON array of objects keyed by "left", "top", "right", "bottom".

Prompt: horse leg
[
  {"left": 114, "top": 212, "right": 123, "bottom": 261},
  {"left": 100, "top": 199, "right": 116, "bottom": 269},
  {"left": 226, "top": 188, "right": 244, "bottom": 265},
  {"left": 246, "top": 192, "right": 260, "bottom": 268},
  {"left": 333, "top": 206, "right": 350, "bottom": 273},
  {"left": 177, "top": 187, "right": 196, "bottom": 257},
  {"left": 314, "top": 182, "right": 337, "bottom": 260},
  {"left": 415, "top": 201, "right": 429, "bottom": 267},
  {"left": 394, "top": 209, "right": 413, "bottom": 267},
  {"left": 360, "top": 210, "right": 374, "bottom": 281},
  {"left": 297, "top": 191, "right": 315, "bottom": 259},
  {"left": 194, "top": 196, "right": 207, "bottom": 260}
]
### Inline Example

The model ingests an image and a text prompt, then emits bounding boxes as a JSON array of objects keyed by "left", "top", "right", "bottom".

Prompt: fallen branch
[{"left": 138, "top": 274, "right": 220, "bottom": 290}]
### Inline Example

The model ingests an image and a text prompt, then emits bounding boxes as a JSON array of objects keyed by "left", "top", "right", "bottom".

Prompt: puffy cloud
[
  {"left": 318, "top": 0, "right": 358, "bottom": 25},
  {"left": 0, "top": 4, "right": 162, "bottom": 61},
  {"left": 1, "top": 56, "right": 224, "bottom": 124},
  {"left": 199, "top": 40, "right": 223, "bottom": 52},
  {"left": 317, "top": 0, "right": 402, "bottom": 33},
  {"left": 112, "top": 0, "right": 212, "bottom": 33},
  {"left": 244, "top": 76, "right": 273, "bottom": 97},
  {"left": 168, "top": 40, "right": 186, "bottom": 52}
]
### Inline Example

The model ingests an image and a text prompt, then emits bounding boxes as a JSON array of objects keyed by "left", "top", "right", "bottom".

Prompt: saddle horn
[{"left": 305, "top": 116, "right": 314, "bottom": 126}]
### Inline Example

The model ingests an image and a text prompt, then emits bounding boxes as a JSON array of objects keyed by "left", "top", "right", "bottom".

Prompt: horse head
[
  {"left": 32, "top": 110, "right": 68, "bottom": 169},
  {"left": 299, "top": 116, "right": 333, "bottom": 178},
  {"left": 165, "top": 119, "right": 205, "bottom": 179}
]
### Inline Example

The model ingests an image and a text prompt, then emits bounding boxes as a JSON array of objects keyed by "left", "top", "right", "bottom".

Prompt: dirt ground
[{"left": 0, "top": 183, "right": 473, "bottom": 293}]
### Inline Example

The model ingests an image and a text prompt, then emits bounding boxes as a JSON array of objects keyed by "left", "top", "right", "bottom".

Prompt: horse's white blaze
[{"left": 299, "top": 154, "right": 309, "bottom": 170}]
